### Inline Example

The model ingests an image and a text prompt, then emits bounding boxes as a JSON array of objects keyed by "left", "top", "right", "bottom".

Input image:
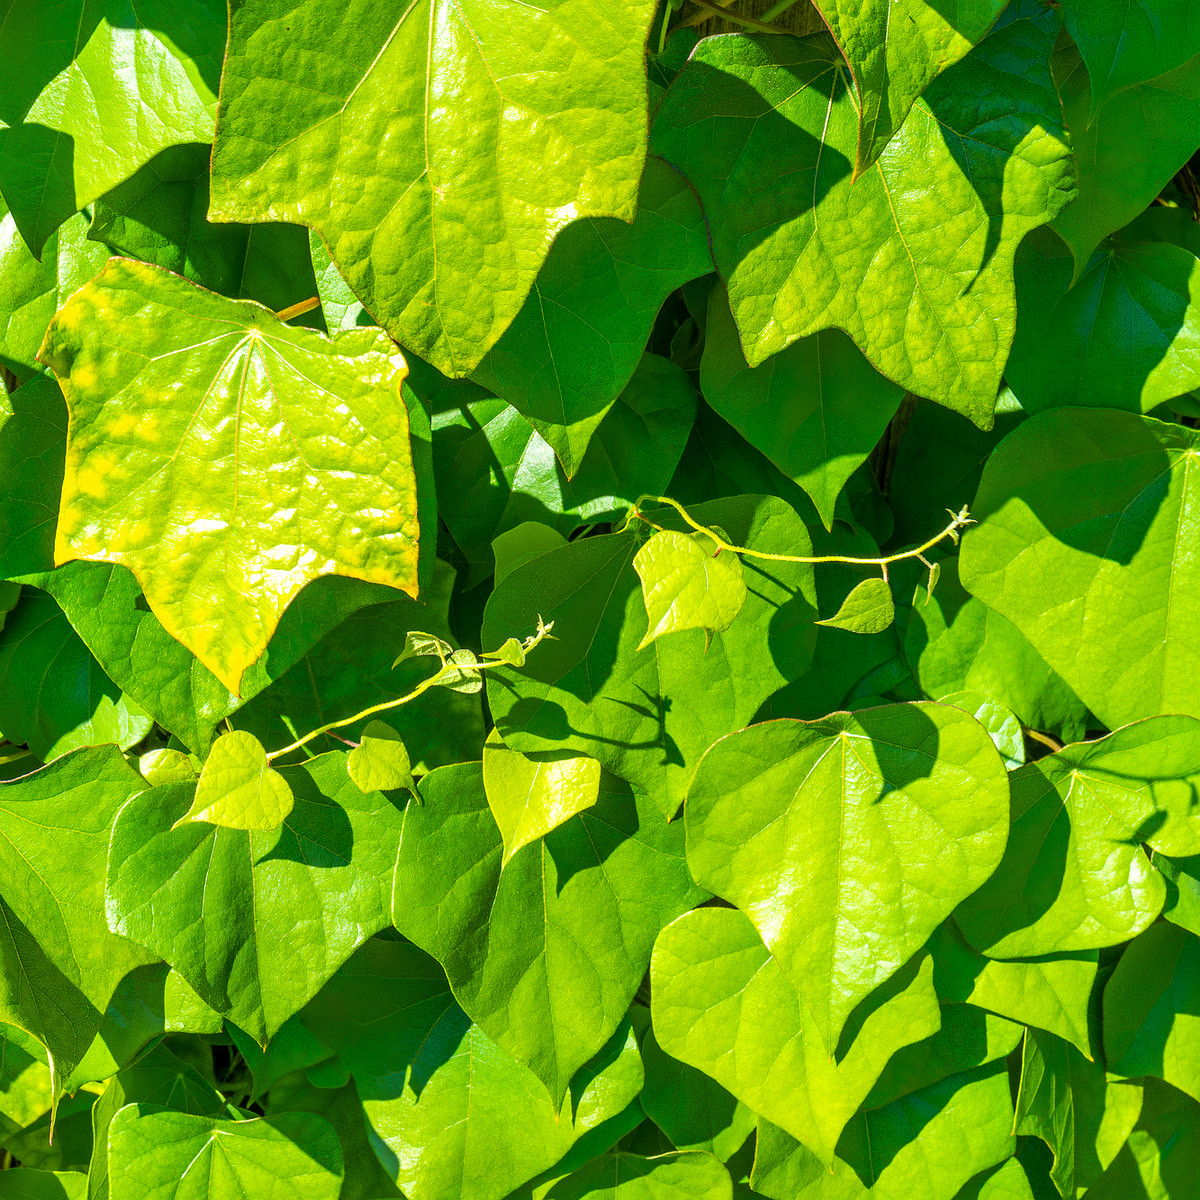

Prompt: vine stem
[
  {"left": 1024, "top": 727, "right": 1063, "bottom": 754},
  {"left": 265, "top": 620, "right": 554, "bottom": 761},
  {"left": 628, "top": 495, "right": 975, "bottom": 566},
  {"left": 274, "top": 296, "right": 320, "bottom": 322}
]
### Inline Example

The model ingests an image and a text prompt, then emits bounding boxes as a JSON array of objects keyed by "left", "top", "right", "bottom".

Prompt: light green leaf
[
  {"left": 136, "top": 749, "right": 197, "bottom": 787},
  {"left": 952, "top": 718, "right": 1200, "bottom": 957},
  {"left": 932, "top": 923, "right": 1097, "bottom": 1057},
  {"left": 347, "top": 721, "right": 415, "bottom": 795},
  {"left": 959, "top": 409, "right": 1200, "bottom": 728},
  {"left": 815, "top": 577, "right": 894, "bottom": 635},
  {"left": 0, "top": 747, "right": 156, "bottom": 1063},
  {"left": 39, "top": 258, "right": 420, "bottom": 694},
  {"left": 650, "top": 906, "right": 940, "bottom": 1164},
  {"left": 393, "top": 761, "right": 702, "bottom": 1105},
  {"left": 699, "top": 288, "right": 903, "bottom": 530},
  {"left": 1085, "top": 1079, "right": 1200, "bottom": 1200},
  {"left": 1007, "top": 223, "right": 1200, "bottom": 414},
  {"left": 1059, "top": 0, "right": 1200, "bottom": 114},
  {"left": 1015, "top": 1028, "right": 1143, "bottom": 1199},
  {"left": 0, "top": 1170, "right": 86, "bottom": 1200},
  {"left": 308, "top": 232, "right": 369, "bottom": 334},
  {"left": 939, "top": 691, "right": 1025, "bottom": 769},
  {"left": 1049, "top": 32, "right": 1200, "bottom": 269},
  {"left": 651, "top": 9, "right": 1074, "bottom": 422},
  {"left": 106, "top": 1107, "right": 342, "bottom": 1200},
  {"left": 1104, "top": 922, "right": 1200, "bottom": 1103},
  {"left": 86, "top": 1044, "right": 226, "bottom": 1200},
  {"left": 209, "top": 0, "right": 657, "bottom": 378},
  {"left": 634, "top": 529, "right": 748, "bottom": 651},
  {"left": 685, "top": 704, "right": 1009, "bottom": 1048},
  {"left": 471, "top": 156, "right": 711, "bottom": 473},
  {"left": 0, "top": 1, "right": 224, "bottom": 257},
  {"left": 637, "top": 1022, "right": 756, "bottom": 1161},
  {"left": 0, "top": 206, "right": 107, "bottom": 384},
  {"left": 1156, "top": 851, "right": 1200, "bottom": 937},
  {"left": 227, "top": 1018, "right": 335, "bottom": 1105},
  {"left": 483, "top": 730, "right": 600, "bottom": 863},
  {"left": 177, "top": 730, "right": 293, "bottom": 831},
  {"left": 89, "top": 143, "right": 322, "bottom": 326},
  {"left": 903, "top": 557, "right": 1087, "bottom": 743},
  {"left": 298, "top": 940, "right": 644, "bottom": 1200},
  {"left": 536, "top": 1151, "right": 732, "bottom": 1200},
  {"left": 954, "top": 1160, "right": 1036, "bottom": 1200},
  {"left": 0, "top": 588, "right": 151, "bottom": 761},
  {"left": 436, "top": 355, "right": 697, "bottom": 586},
  {"left": 0, "top": 1024, "right": 53, "bottom": 1135},
  {"left": 486, "top": 496, "right": 819, "bottom": 817},
  {"left": 751, "top": 1062, "right": 1016, "bottom": 1200},
  {"left": 810, "top": 0, "right": 1010, "bottom": 174},
  {"left": 106, "top": 752, "right": 405, "bottom": 1044}
]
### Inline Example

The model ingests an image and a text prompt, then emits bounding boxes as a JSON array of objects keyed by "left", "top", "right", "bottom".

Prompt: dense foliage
[{"left": 0, "top": 0, "right": 1198, "bottom": 1196}]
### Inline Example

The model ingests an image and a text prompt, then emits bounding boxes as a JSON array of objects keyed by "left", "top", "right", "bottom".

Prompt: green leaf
[
  {"left": 0, "top": 206, "right": 106, "bottom": 384},
  {"left": 308, "top": 232, "right": 370, "bottom": 335},
  {"left": 637, "top": 1022, "right": 756, "bottom": 1161},
  {"left": 470, "top": 156, "right": 712, "bottom": 473},
  {"left": 903, "top": 557, "right": 1087, "bottom": 743},
  {"left": 86, "top": 1044, "right": 226, "bottom": 1200},
  {"left": 1014, "top": 1028, "right": 1143, "bottom": 1199},
  {"left": 810, "top": 0, "right": 1010, "bottom": 174},
  {"left": 932, "top": 923, "right": 1097, "bottom": 1057},
  {"left": 699, "top": 288, "right": 903, "bottom": 530},
  {"left": 232, "top": 565, "right": 484, "bottom": 773},
  {"left": 815, "top": 576, "right": 894, "bottom": 635},
  {"left": 537, "top": 1151, "right": 733, "bottom": 1200},
  {"left": 954, "top": 1160, "right": 1037, "bottom": 1200},
  {"left": 298, "top": 940, "right": 644, "bottom": 1200},
  {"left": 1104, "top": 922, "right": 1200, "bottom": 1103},
  {"left": 1058, "top": 0, "right": 1200, "bottom": 114},
  {"left": 751, "top": 1062, "right": 1016, "bottom": 1200},
  {"left": 1006, "top": 224, "right": 1200, "bottom": 414},
  {"left": 347, "top": 721, "right": 415, "bottom": 795},
  {"left": 650, "top": 906, "right": 940, "bottom": 1163},
  {"left": 0, "top": 747, "right": 157, "bottom": 1072},
  {"left": 178, "top": 730, "right": 294, "bottom": 831},
  {"left": 651, "top": 9, "right": 1074, "bottom": 423},
  {"left": 435, "top": 355, "right": 697, "bottom": 587},
  {"left": 485, "top": 495, "right": 819, "bottom": 817},
  {"left": 0, "top": 1170, "right": 86, "bottom": 1200},
  {"left": 0, "top": 1024, "right": 53, "bottom": 1136},
  {"left": 1155, "top": 851, "right": 1200, "bottom": 938},
  {"left": 634, "top": 529, "right": 748, "bottom": 651},
  {"left": 493, "top": 526, "right": 570, "bottom": 590},
  {"left": 482, "top": 731, "right": 600, "bottom": 863},
  {"left": 105, "top": 1107, "right": 342, "bottom": 1200},
  {"left": 209, "top": 0, "right": 658, "bottom": 377},
  {"left": 89, "top": 143, "right": 322, "bottom": 325},
  {"left": 685, "top": 704, "right": 1009, "bottom": 1048},
  {"left": 0, "top": 1, "right": 224, "bottom": 256},
  {"left": 952, "top": 718, "right": 1200, "bottom": 957},
  {"left": 959, "top": 409, "right": 1200, "bottom": 728},
  {"left": 393, "top": 761, "right": 703, "bottom": 1105},
  {"left": 0, "top": 588, "right": 151, "bottom": 761},
  {"left": 105, "top": 752, "right": 405, "bottom": 1044},
  {"left": 39, "top": 258, "right": 421, "bottom": 694},
  {"left": 939, "top": 690, "right": 1025, "bottom": 769},
  {"left": 136, "top": 749, "right": 197, "bottom": 787},
  {"left": 1049, "top": 32, "right": 1200, "bottom": 270}
]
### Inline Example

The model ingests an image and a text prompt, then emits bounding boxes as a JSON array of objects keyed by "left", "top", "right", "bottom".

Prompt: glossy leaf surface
[{"left": 40, "top": 259, "right": 420, "bottom": 693}]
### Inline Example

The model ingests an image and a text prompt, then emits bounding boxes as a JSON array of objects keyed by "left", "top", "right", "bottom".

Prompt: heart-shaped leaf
[{"left": 179, "top": 731, "right": 294, "bottom": 832}]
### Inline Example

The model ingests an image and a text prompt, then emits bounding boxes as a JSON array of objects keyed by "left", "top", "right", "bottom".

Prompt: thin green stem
[
  {"left": 630, "top": 495, "right": 974, "bottom": 566},
  {"left": 684, "top": 0, "right": 788, "bottom": 34}
]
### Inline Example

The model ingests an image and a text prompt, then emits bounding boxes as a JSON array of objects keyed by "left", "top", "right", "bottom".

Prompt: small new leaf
[
  {"left": 816, "top": 576, "right": 895, "bottom": 634},
  {"left": 392, "top": 631, "right": 454, "bottom": 670},
  {"left": 138, "top": 749, "right": 199, "bottom": 787},
  {"left": 634, "top": 529, "right": 748, "bottom": 650},
  {"left": 177, "top": 731, "right": 294, "bottom": 832},
  {"left": 347, "top": 721, "right": 415, "bottom": 794}
]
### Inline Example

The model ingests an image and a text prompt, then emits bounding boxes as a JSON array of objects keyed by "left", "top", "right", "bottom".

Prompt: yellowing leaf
[
  {"left": 39, "top": 258, "right": 420, "bottom": 694},
  {"left": 634, "top": 530, "right": 747, "bottom": 650},
  {"left": 482, "top": 730, "right": 601, "bottom": 863},
  {"left": 138, "top": 749, "right": 199, "bottom": 787},
  {"left": 815, "top": 577, "right": 894, "bottom": 635},
  {"left": 347, "top": 721, "right": 415, "bottom": 794},
  {"left": 179, "top": 731, "right": 294, "bottom": 831}
]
